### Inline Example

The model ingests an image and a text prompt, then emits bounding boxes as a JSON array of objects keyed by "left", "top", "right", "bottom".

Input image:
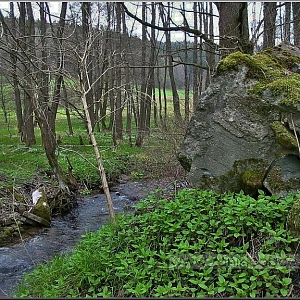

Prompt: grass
[
  {"left": 0, "top": 105, "right": 186, "bottom": 191},
  {"left": 15, "top": 189, "right": 300, "bottom": 298}
]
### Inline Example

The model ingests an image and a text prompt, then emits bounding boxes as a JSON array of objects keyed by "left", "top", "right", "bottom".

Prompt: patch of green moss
[
  {"left": 216, "top": 47, "right": 300, "bottom": 105},
  {"left": 270, "top": 121, "right": 298, "bottom": 149},
  {"left": 241, "top": 167, "right": 265, "bottom": 188},
  {"left": 218, "top": 158, "right": 268, "bottom": 196}
]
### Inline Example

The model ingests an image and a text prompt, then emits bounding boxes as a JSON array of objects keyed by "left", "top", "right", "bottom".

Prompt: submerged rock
[{"left": 178, "top": 44, "right": 300, "bottom": 197}]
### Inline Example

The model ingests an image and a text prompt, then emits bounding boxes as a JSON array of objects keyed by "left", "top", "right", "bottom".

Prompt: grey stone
[{"left": 178, "top": 46, "right": 300, "bottom": 197}]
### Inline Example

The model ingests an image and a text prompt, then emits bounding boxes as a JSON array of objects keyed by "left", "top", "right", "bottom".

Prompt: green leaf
[
  {"left": 280, "top": 288, "right": 289, "bottom": 297},
  {"left": 218, "top": 274, "right": 225, "bottom": 284}
]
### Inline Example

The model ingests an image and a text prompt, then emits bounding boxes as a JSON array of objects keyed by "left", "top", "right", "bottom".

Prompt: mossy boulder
[
  {"left": 178, "top": 44, "right": 300, "bottom": 196},
  {"left": 30, "top": 188, "right": 51, "bottom": 225}
]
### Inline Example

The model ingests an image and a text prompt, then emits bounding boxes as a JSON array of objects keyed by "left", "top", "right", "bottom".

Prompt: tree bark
[
  {"left": 293, "top": 2, "right": 300, "bottom": 46},
  {"left": 283, "top": 2, "right": 291, "bottom": 43},
  {"left": 262, "top": 2, "right": 277, "bottom": 49},
  {"left": 82, "top": 2, "right": 95, "bottom": 132},
  {"left": 218, "top": 2, "right": 252, "bottom": 56},
  {"left": 135, "top": 2, "right": 148, "bottom": 147}
]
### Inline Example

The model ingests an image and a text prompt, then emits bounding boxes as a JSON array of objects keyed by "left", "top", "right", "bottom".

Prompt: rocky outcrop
[{"left": 178, "top": 44, "right": 300, "bottom": 197}]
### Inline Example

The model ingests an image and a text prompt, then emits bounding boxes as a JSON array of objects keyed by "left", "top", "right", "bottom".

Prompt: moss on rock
[
  {"left": 217, "top": 158, "right": 269, "bottom": 196},
  {"left": 31, "top": 189, "right": 51, "bottom": 223},
  {"left": 216, "top": 46, "right": 300, "bottom": 106},
  {"left": 241, "top": 167, "right": 265, "bottom": 189},
  {"left": 287, "top": 198, "right": 300, "bottom": 237},
  {"left": 270, "top": 121, "right": 298, "bottom": 149}
]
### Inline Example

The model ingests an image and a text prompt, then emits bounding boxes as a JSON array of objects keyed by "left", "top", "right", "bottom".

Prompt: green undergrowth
[{"left": 15, "top": 189, "right": 300, "bottom": 298}]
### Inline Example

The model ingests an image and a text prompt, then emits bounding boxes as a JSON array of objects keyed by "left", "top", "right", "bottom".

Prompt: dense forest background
[{"left": 0, "top": 2, "right": 299, "bottom": 192}]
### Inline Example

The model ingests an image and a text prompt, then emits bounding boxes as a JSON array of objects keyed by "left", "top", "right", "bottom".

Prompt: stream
[{"left": 0, "top": 185, "right": 140, "bottom": 298}]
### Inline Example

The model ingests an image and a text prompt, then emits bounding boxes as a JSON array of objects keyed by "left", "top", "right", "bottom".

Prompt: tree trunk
[
  {"left": 262, "top": 2, "right": 277, "bottom": 49},
  {"left": 0, "top": 76, "right": 8, "bottom": 123},
  {"left": 293, "top": 2, "right": 300, "bottom": 46},
  {"left": 182, "top": 2, "right": 190, "bottom": 122},
  {"left": 145, "top": 2, "right": 157, "bottom": 132},
  {"left": 218, "top": 2, "right": 252, "bottom": 56},
  {"left": 9, "top": 2, "right": 23, "bottom": 134},
  {"left": 19, "top": 2, "right": 36, "bottom": 146},
  {"left": 283, "top": 2, "right": 291, "bottom": 43},
  {"left": 82, "top": 2, "right": 95, "bottom": 132},
  {"left": 114, "top": 2, "right": 123, "bottom": 145},
  {"left": 62, "top": 78, "right": 74, "bottom": 135},
  {"left": 192, "top": 2, "right": 199, "bottom": 111},
  {"left": 79, "top": 67, "right": 115, "bottom": 223},
  {"left": 135, "top": 2, "right": 148, "bottom": 147}
]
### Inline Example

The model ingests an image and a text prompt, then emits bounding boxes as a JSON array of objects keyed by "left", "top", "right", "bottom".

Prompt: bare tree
[
  {"left": 75, "top": 30, "right": 116, "bottom": 222},
  {"left": 19, "top": 2, "right": 36, "bottom": 146},
  {"left": 113, "top": 2, "right": 123, "bottom": 145},
  {"left": 159, "top": 3, "right": 182, "bottom": 123},
  {"left": 136, "top": 2, "right": 149, "bottom": 147},
  {"left": 9, "top": 2, "right": 22, "bottom": 134}
]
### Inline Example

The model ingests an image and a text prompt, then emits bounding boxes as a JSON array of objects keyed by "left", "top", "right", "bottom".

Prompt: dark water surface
[{"left": 0, "top": 189, "right": 137, "bottom": 298}]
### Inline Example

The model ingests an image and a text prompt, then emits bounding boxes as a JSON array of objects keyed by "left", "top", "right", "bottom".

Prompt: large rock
[{"left": 178, "top": 44, "right": 300, "bottom": 197}]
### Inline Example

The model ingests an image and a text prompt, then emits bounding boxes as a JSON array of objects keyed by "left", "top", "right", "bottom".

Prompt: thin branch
[
  {"left": 291, "top": 114, "right": 300, "bottom": 158},
  {"left": 121, "top": 2, "right": 217, "bottom": 49}
]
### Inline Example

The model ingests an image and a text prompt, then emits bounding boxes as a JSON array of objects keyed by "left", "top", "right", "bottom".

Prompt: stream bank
[{"left": 0, "top": 178, "right": 187, "bottom": 298}]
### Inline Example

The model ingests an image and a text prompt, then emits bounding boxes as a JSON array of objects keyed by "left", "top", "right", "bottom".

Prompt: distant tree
[
  {"left": 19, "top": 2, "right": 36, "bottom": 146},
  {"left": 9, "top": 2, "right": 22, "bottom": 133},
  {"left": 113, "top": 2, "right": 123, "bottom": 145},
  {"left": 136, "top": 2, "right": 148, "bottom": 147},
  {"left": 159, "top": 3, "right": 182, "bottom": 123}
]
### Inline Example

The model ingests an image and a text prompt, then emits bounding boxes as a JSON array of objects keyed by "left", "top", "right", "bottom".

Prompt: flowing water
[{"left": 0, "top": 189, "right": 137, "bottom": 298}]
